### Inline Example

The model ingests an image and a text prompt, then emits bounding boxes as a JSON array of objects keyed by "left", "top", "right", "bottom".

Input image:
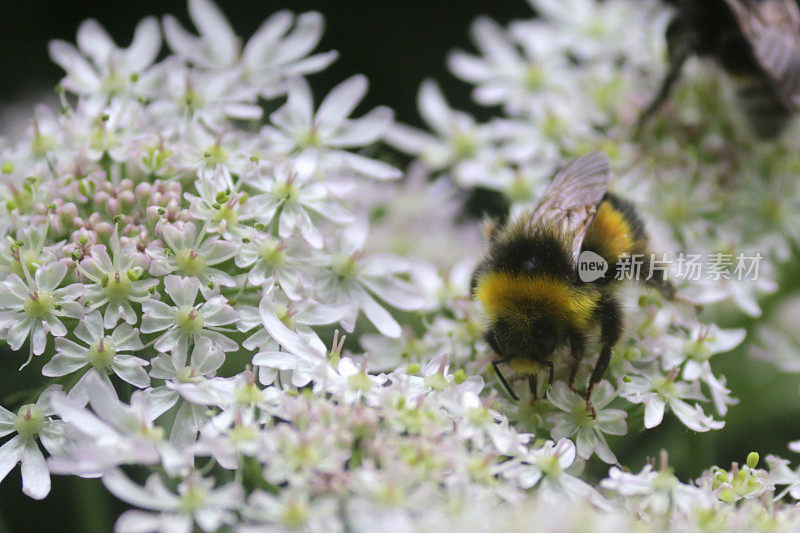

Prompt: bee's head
[{"left": 491, "top": 315, "right": 560, "bottom": 362}]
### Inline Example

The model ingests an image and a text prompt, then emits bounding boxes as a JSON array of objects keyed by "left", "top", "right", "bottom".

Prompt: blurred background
[{"left": 1, "top": 1, "right": 800, "bottom": 531}]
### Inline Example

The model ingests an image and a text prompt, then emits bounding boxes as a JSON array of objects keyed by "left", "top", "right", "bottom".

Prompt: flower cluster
[{"left": 2, "top": 0, "right": 800, "bottom": 531}]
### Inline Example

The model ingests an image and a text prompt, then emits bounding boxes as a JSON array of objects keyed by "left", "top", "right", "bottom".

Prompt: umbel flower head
[{"left": 1, "top": 0, "right": 800, "bottom": 531}]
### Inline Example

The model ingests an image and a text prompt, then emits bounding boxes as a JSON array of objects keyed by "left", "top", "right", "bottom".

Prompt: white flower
[
  {"left": 547, "top": 382, "right": 627, "bottom": 464},
  {"left": 0, "top": 261, "right": 84, "bottom": 359},
  {"left": 141, "top": 275, "right": 238, "bottom": 358},
  {"left": 0, "top": 387, "right": 66, "bottom": 499},
  {"left": 49, "top": 17, "right": 161, "bottom": 100},
  {"left": 494, "top": 438, "right": 609, "bottom": 510},
  {"left": 620, "top": 365, "right": 724, "bottom": 432},
  {"left": 80, "top": 229, "right": 157, "bottom": 327},
  {"left": 448, "top": 17, "right": 568, "bottom": 116},
  {"left": 184, "top": 166, "right": 258, "bottom": 238},
  {"left": 601, "top": 462, "right": 712, "bottom": 516},
  {"left": 44, "top": 311, "right": 148, "bottom": 402},
  {"left": 262, "top": 75, "right": 400, "bottom": 180},
  {"left": 149, "top": 221, "right": 238, "bottom": 297},
  {"left": 103, "top": 469, "right": 243, "bottom": 533},
  {"left": 48, "top": 373, "right": 169, "bottom": 475},
  {"left": 314, "top": 218, "right": 428, "bottom": 337},
  {"left": 163, "top": 0, "right": 336, "bottom": 97},
  {"left": 245, "top": 151, "right": 353, "bottom": 248},
  {"left": 235, "top": 231, "right": 312, "bottom": 299},
  {"left": 148, "top": 338, "right": 225, "bottom": 446},
  {"left": 385, "top": 79, "right": 497, "bottom": 175}
]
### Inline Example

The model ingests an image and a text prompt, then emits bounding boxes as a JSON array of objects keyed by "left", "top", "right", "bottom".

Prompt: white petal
[
  {"left": 326, "top": 107, "right": 394, "bottom": 147},
  {"left": 358, "top": 289, "right": 400, "bottom": 338},
  {"left": 0, "top": 436, "right": 24, "bottom": 484},
  {"left": 77, "top": 19, "right": 114, "bottom": 64},
  {"left": 241, "top": 10, "right": 293, "bottom": 67},
  {"left": 340, "top": 152, "right": 402, "bottom": 180},
  {"left": 21, "top": 439, "right": 50, "bottom": 499},
  {"left": 644, "top": 397, "right": 666, "bottom": 428},
  {"left": 188, "top": 0, "right": 238, "bottom": 66},
  {"left": 316, "top": 74, "right": 367, "bottom": 129},
  {"left": 125, "top": 17, "right": 161, "bottom": 71}
]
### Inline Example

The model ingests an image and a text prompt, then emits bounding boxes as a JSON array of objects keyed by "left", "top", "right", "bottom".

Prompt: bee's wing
[
  {"left": 530, "top": 151, "right": 610, "bottom": 266},
  {"left": 725, "top": 0, "right": 800, "bottom": 108}
]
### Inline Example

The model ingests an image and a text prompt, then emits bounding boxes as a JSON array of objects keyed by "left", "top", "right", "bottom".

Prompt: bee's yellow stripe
[
  {"left": 475, "top": 272, "right": 599, "bottom": 329},
  {"left": 586, "top": 202, "right": 635, "bottom": 262}
]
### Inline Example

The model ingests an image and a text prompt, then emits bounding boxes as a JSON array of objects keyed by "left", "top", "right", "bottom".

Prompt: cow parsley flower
[
  {"left": 315, "top": 219, "right": 428, "bottom": 337},
  {"left": 140, "top": 275, "right": 238, "bottom": 358},
  {"left": 0, "top": 261, "right": 84, "bottom": 359},
  {"left": 245, "top": 152, "right": 353, "bottom": 248},
  {"left": 620, "top": 365, "right": 724, "bottom": 432},
  {"left": 149, "top": 221, "right": 238, "bottom": 296},
  {"left": 601, "top": 454, "right": 712, "bottom": 516},
  {"left": 48, "top": 16, "right": 161, "bottom": 100},
  {"left": 0, "top": 388, "right": 66, "bottom": 500},
  {"left": 103, "top": 469, "right": 243, "bottom": 533},
  {"left": 547, "top": 382, "right": 627, "bottom": 464},
  {"left": 163, "top": 0, "right": 336, "bottom": 95},
  {"left": 80, "top": 228, "right": 157, "bottom": 327},
  {"left": 262, "top": 76, "right": 400, "bottom": 180},
  {"left": 44, "top": 311, "right": 148, "bottom": 403}
]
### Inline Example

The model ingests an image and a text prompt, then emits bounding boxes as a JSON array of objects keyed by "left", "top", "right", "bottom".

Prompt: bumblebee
[
  {"left": 472, "top": 152, "right": 675, "bottom": 415},
  {"left": 639, "top": 0, "right": 800, "bottom": 138}
]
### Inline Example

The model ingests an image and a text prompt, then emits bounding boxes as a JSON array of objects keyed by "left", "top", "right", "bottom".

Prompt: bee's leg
[
  {"left": 635, "top": 43, "right": 692, "bottom": 134},
  {"left": 567, "top": 334, "right": 586, "bottom": 389},
  {"left": 585, "top": 296, "right": 623, "bottom": 418},
  {"left": 540, "top": 360, "right": 554, "bottom": 399},
  {"left": 528, "top": 375, "right": 538, "bottom": 401},
  {"left": 643, "top": 262, "right": 703, "bottom": 312},
  {"left": 485, "top": 331, "right": 520, "bottom": 401},
  {"left": 492, "top": 360, "right": 519, "bottom": 401}
]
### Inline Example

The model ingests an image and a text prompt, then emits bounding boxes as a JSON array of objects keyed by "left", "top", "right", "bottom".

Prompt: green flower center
[
  {"left": 212, "top": 203, "right": 238, "bottom": 226},
  {"left": 176, "top": 365, "right": 199, "bottom": 383},
  {"left": 538, "top": 454, "right": 563, "bottom": 477},
  {"left": 175, "top": 306, "right": 204, "bottom": 335},
  {"left": 275, "top": 182, "right": 300, "bottom": 202},
  {"left": 259, "top": 239, "right": 286, "bottom": 268},
  {"left": 103, "top": 270, "right": 132, "bottom": 300},
  {"left": 331, "top": 254, "right": 358, "bottom": 279},
  {"left": 452, "top": 133, "right": 477, "bottom": 159},
  {"left": 23, "top": 290, "right": 55, "bottom": 318},
  {"left": 14, "top": 404, "right": 45, "bottom": 437},
  {"left": 280, "top": 501, "right": 308, "bottom": 529},
  {"left": 653, "top": 377, "right": 678, "bottom": 399},
  {"left": 182, "top": 89, "right": 204, "bottom": 112},
  {"left": 176, "top": 249, "right": 206, "bottom": 276},
  {"left": 298, "top": 129, "right": 321, "bottom": 148},
  {"left": 274, "top": 304, "right": 296, "bottom": 329},
  {"left": 180, "top": 487, "right": 208, "bottom": 512},
  {"left": 523, "top": 65, "right": 546, "bottom": 90},
  {"left": 235, "top": 383, "right": 263, "bottom": 405},
  {"left": 229, "top": 423, "right": 258, "bottom": 444},
  {"left": 88, "top": 337, "right": 116, "bottom": 369},
  {"left": 203, "top": 144, "right": 228, "bottom": 165},
  {"left": 31, "top": 134, "right": 55, "bottom": 157}
]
